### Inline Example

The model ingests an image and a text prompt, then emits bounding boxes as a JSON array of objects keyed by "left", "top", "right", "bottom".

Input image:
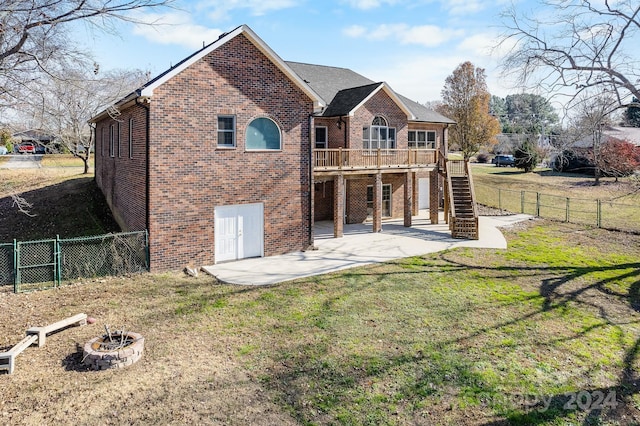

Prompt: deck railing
[{"left": 313, "top": 148, "right": 437, "bottom": 171}]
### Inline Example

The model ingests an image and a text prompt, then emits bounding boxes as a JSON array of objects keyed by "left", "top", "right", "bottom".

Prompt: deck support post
[
  {"left": 430, "top": 169, "right": 440, "bottom": 224},
  {"left": 404, "top": 172, "right": 412, "bottom": 227},
  {"left": 333, "top": 174, "right": 344, "bottom": 238},
  {"left": 373, "top": 173, "right": 382, "bottom": 233}
]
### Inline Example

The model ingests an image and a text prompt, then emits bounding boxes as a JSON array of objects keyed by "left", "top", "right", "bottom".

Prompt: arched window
[
  {"left": 372, "top": 116, "right": 387, "bottom": 127},
  {"left": 246, "top": 117, "right": 281, "bottom": 150},
  {"left": 363, "top": 116, "right": 395, "bottom": 152}
]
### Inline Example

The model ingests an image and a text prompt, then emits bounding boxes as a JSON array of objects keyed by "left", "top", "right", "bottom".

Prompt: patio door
[
  {"left": 215, "top": 203, "right": 264, "bottom": 263},
  {"left": 367, "top": 184, "right": 392, "bottom": 218},
  {"left": 419, "top": 178, "right": 430, "bottom": 209}
]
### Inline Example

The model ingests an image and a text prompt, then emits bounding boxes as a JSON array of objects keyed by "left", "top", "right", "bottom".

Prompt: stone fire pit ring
[{"left": 83, "top": 331, "right": 144, "bottom": 370}]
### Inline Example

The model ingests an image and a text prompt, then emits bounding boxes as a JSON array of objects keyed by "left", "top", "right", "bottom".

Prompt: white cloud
[
  {"left": 342, "top": 0, "right": 401, "bottom": 10},
  {"left": 361, "top": 47, "right": 514, "bottom": 103},
  {"left": 343, "top": 25, "right": 367, "bottom": 38},
  {"left": 131, "top": 12, "right": 223, "bottom": 50},
  {"left": 457, "top": 33, "right": 497, "bottom": 56},
  {"left": 200, "top": 0, "right": 299, "bottom": 21},
  {"left": 343, "top": 23, "right": 464, "bottom": 47},
  {"left": 365, "top": 55, "right": 467, "bottom": 102}
]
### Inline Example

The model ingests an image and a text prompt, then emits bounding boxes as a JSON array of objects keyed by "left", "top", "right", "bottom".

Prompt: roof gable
[
  {"left": 286, "top": 61, "right": 453, "bottom": 124},
  {"left": 322, "top": 82, "right": 415, "bottom": 119},
  {"left": 138, "top": 25, "right": 324, "bottom": 110}
]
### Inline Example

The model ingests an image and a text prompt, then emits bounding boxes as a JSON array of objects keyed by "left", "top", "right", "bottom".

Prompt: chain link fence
[
  {"left": 475, "top": 183, "right": 640, "bottom": 233},
  {"left": 0, "top": 231, "right": 148, "bottom": 293}
]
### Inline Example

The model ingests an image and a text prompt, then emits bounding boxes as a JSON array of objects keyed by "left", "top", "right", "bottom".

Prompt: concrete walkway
[
  {"left": 0, "top": 155, "right": 43, "bottom": 169},
  {"left": 202, "top": 212, "right": 532, "bottom": 286}
]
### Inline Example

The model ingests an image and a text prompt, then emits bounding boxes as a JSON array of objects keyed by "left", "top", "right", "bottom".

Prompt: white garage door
[
  {"left": 418, "top": 178, "right": 430, "bottom": 209},
  {"left": 215, "top": 203, "right": 264, "bottom": 263}
]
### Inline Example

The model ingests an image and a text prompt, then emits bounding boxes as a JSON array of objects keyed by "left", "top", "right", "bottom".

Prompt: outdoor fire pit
[{"left": 83, "top": 327, "right": 144, "bottom": 370}]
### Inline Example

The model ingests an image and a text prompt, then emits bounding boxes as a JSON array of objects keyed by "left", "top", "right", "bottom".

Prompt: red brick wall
[
  {"left": 314, "top": 180, "right": 334, "bottom": 221},
  {"left": 141, "top": 34, "right": 314, "bottom": 270},
  {"left": 315, "top": 117, "right": 349, "bottom": 148},
  {"left": 344, "top": 174, "right": 408, "bottom": 223},
  {"left": 94, "top": 33, "right": 314, "bottom": 271},
  {"left": 350, "top": 90, "right": 408, "bottom": 149},
  {"left": 346, "top": 178, "right": 368, "bottom": 223},
  {"left": 95, "top": 104, "right": 148, "bottom": 232}
]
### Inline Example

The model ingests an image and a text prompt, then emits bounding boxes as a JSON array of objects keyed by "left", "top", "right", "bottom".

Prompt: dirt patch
[
  {"left": 0, "top": 275, "right": 298, "bottom": 425},
  {"left": 0, "top": 174, "right": 119, "bottom": 242}
]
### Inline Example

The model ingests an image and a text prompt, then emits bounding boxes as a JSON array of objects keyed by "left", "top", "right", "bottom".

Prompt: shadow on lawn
[
  {"left": 0, "top": 177, "right": 119, "bottom": 242},
  {"left": 258, "top": 254, "right": 640, "bottom": 425},
  {"left": 435, "top": 253, "right": 640, "bottom": 425}
]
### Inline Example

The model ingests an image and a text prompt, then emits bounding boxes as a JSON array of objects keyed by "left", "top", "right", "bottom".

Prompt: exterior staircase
[{"left": 441, "top": 158, "right": 479, "bottom": 240}]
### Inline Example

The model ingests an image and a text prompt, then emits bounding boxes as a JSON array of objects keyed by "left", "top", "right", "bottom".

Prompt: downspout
[
  {"left": 308, "top": 114, "right": 315, "bottom": 250},
  {"left": 91, "top": 123, "right": 96, "bottom": 183},
  {"left": 136, "top": 97, "right": 151, "bottom": 266}
]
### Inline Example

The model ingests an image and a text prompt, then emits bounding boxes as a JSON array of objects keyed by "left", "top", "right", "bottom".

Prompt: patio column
[
  {"left": 412, "top": 173, "right": 419, "bottom": 216},
  {"left": 404, "top": 171, "right": 412, "bottom": 227},
  {"left": 373, "top": 173, "right": 382, "bottom": 233},
  {"left": 333, "top": 174, "right": 344, "bottom": 238},
  {"left": 430, "top": 169, "right": 439, "bottom": 224}
]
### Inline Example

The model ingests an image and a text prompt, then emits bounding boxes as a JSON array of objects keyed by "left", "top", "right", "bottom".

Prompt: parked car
[
  {"left": 18, "top": 142, "right": 36, "bottom": 154},
  {"left": 492, "top": 154, "right": 515, "bottom": 167}
]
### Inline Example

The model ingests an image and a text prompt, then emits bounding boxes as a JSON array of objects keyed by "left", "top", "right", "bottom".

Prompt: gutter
[
  {"left": 135, "top": 97, "right": 151, "bottom": 245},
  {"left": 308, "top": 114, "right": 315, "bottom": 250}
]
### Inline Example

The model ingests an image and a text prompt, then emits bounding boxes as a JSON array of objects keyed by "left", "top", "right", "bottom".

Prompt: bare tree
[
  {"left": 25, "top": 67, "right": 147, "bottom": 174},
  {"left": 499, "top": 0, "right": 640, "bottom": 110},
  {"left": 568, "top": 93, "right": 618, "bottom": 184},
  {"left": 0, "top": 0, "right": 172, "bottom": 108}
]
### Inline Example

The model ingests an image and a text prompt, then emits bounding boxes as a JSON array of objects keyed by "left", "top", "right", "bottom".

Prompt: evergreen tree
[
  {"left": 624, "top": 98, "right": 640, "bottom": 127},
  {"left": 514, "top": 138, "right": 540, "bottom": 172}
]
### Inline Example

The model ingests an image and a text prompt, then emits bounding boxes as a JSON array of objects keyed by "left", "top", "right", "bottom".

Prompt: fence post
[
  {"left": 145, "top": 230, "right": 150, "bottom": 270},
  {"left": 566, "top": 198, "right": 570, "bottom": 223},
  {"left": 521, "top": 191, "right": 525, "bottom": 214},
  {"left": 536, "top": 192, "right": 540, "bottom": 217},
  {"left": 498, "top": 188, "right": 502, "bottom": 211},
  {"left": 56, "top": 235, "right": 62, "bottom": 287},
  {"left": 13, "top": 239, "right": 18, "bottom": 294},
  {"left": 597, "top": 199, "right": 602, "bottom": 228}
]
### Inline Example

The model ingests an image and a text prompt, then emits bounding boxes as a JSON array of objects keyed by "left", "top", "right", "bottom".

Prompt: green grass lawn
[
  {"left": 40, "top": 153, "right": 94, "bottom": 168},
  {"left": 1, "top": 169, "right": 640, "bottom": 423},
  {"left": 167, "top": 221, "right": 640, "bottom": 425},
  {"left": 3, "top": 219, "right": 638, "bottom": 424},
  {"left": 472, "top": 165, "right": 640, "bottom": 232}
]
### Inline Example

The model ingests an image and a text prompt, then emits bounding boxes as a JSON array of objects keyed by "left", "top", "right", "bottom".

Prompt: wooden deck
[{"left": 313, "top": 149, "right": 437, "bottom": 172}]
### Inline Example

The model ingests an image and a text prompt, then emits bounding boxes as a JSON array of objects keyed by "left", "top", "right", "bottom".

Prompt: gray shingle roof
[
  {"left": 286, "top": 61, "right": 454, "bottom": 124},
  {"left": 286, "top": 62, "right": 374, "bottom": 106},
  {"left": 321, "top": 83, "right": 383, "bottom": 117}
]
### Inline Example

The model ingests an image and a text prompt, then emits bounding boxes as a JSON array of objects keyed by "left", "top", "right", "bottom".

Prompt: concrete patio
[{"left": 202, "top": 212, "right": 532, "bottom": 286}]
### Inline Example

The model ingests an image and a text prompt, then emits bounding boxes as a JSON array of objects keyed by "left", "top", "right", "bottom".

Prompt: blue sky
[{"left": 76, "top": 0, "right": 528, "bottom": 104}]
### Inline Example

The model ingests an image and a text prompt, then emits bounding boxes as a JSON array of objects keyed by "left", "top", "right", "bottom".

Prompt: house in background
[
  {"left": 91, "top": 24, "right": 478, "bottom": 271},
  {"left": 11, "top": 130, "right": 54, "bottom": 153}
]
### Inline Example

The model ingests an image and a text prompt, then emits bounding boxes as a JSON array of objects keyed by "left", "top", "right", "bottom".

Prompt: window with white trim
[
  {"left": 246, "top": 117, "right": 281, "bottom": 150},
  {"left": 367, "top": 184, "right": 392, "bottom": 218},
  {"left": 408, "top": 130, "right": 436, "bottom": 149},
  {"left": 117, "top": 122, "right": 122, "bottom": 158},
  {"left": 315, "top": 126, "right": 327, "bottom": 149},
  {"left": 109, "top": 124, "right": 115, "bottom": 157},
  {"left": 218, "top": 115, "right": 236, "bottom": 148},
  {"left": 363, "top": 116, "right": 396, "bottom": 152},
  {"left": 128, "top": 118, "right": 134, "bottom": 159}
]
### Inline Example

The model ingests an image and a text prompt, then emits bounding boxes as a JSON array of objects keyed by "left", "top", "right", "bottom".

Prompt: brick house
[{"left": 92, "top": 24, "right": 475, "bottom": 271}]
